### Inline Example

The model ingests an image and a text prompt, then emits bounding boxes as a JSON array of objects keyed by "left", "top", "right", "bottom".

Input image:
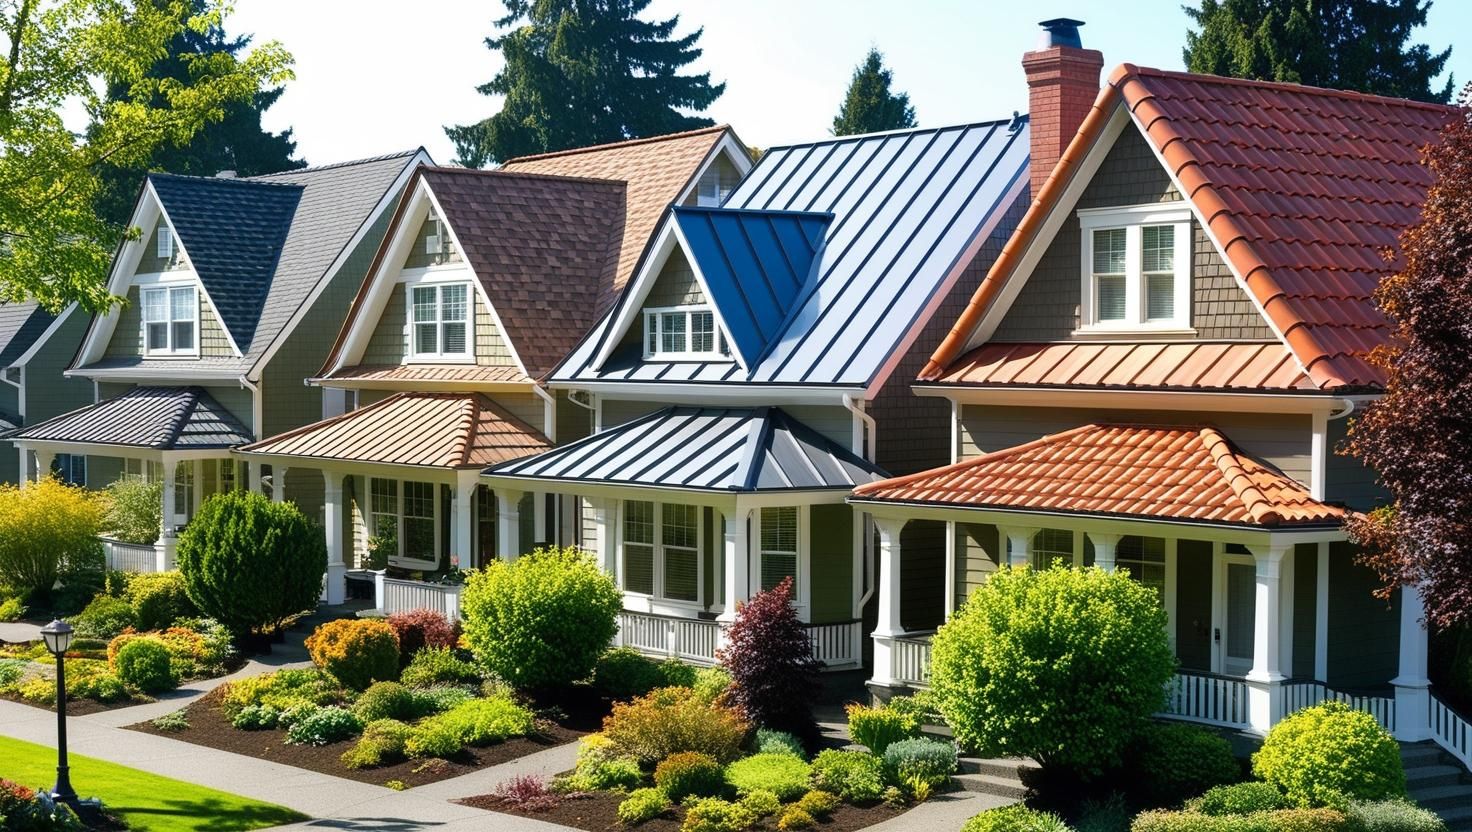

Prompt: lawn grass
[{"left": 1, "top": 735, "right": 307, "bottom": 832}]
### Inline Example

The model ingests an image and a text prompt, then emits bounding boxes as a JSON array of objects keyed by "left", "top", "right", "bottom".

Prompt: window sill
[
  {"left": 1071, "top": 325, "right": 1197, "bottom": 338},
  {"left": 621, "top": 592, "right": 706, "bottom": 616},
  {"left": 405, "top": 355, "right": 476, "bottom": 365},
  {"left": 640, "top": 355, "right": 736, "bottom": 363},
  {"left": 141, "top": 352, "right": 202, "bottom": 360}
]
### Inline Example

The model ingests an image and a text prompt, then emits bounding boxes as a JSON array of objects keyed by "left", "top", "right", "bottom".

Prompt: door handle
[{"left": 1213, "top": 628, "right": 1221, "bottom": 643}]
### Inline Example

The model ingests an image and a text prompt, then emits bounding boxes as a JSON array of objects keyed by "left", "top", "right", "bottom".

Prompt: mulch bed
[
  {"left": 0, "top": 693, "right": 124, "bottom": 716},
  {"left": 462, "top": 791, "right": 906, "bottom": 832},
  {"left": 127, "top": 686, "right": 597, "bottom": 789}
]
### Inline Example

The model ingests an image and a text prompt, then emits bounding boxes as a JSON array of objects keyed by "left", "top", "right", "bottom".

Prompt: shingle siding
[
  {"left": 361, "top": 283, "right": 513, "bottom": 368},
  {"left": 1326, "top": 542, "right": 1400, "bottom": 689},
  {"left": 101, "top": 284, "right": 235, "bottom": 358}
]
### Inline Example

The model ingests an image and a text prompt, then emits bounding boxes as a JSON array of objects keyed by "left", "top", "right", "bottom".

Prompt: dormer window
[
  {"left": 141, "top": 285, "right": 197, "bottom": 355},
  {"left": 408, "top": 282, "right": 470, "bottom": 359},
  {"left": 697, "top": 173, "right": 731, "bottom": 207},
  {"left": 424, "top": 216, "right": 443, "bottom": 255},
  {"left": 643, "top": 306, "right": 730, "bottom": 360},
  {"left": 156, "top": 227, "right": 174, "bottom": 260},
  {"left": 1077, "top": 205, "right": 1192, "bottom": 332}
]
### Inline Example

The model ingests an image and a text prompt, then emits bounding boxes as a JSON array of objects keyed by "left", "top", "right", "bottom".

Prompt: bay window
[
  {"left": 408, "top": 283, "right": 470, "bottom": 359},
  {"left": 643, "top": 306, "right": 730, "bottom": 360},
  {"left": 1078, "top": 205, "right": 1192, "bottom": 331},
  {"left": 142, "top": 285, "right": 197, "bottom": 355},
  {"left": 621, "top": 500, "right": 703, "bottom": 604}
]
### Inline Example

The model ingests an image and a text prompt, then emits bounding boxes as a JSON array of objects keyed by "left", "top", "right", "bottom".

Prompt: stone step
[
  {"left": 953, "top": 772, "right": 1029, "bottom": 800},
  {"left": 1412, "top": 783, "right": 1472, "bottom": 811},
  {"left": 1400, "top": 743, "right": 1447, "bottom": 766},
  {"left": 958, "top": 756, "right": 1038, "bottom": 778},
  {"left": 1437, "top": 803, "right": 1472, "bottom": 824},
  {"left": 1405, "top": 763, "right": 1467, "bottom": 789}
]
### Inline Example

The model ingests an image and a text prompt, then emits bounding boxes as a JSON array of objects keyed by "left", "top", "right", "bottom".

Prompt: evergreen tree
[
  {"left": 92, "top": 1, "right": 304, "bottom": 228},
  {"left": 832, "top": 47, "right": 916, "bottom": 136},
  {"left": 446, "top": 0, "right": 724, "bottom": 168},
  {"left": 1184, "top": 0, "right": 1453, "bottom": 103}
]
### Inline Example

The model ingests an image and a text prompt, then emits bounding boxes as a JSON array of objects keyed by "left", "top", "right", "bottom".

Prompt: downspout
[
  {"left": 531, "top": 384, "right": 557, "bottom": 443},
  {"left": 842, "top": 394, "right": 877, "bottom": 460},
  {"left": 238, "top": 375, "right": 262, "bottom": 440},
  {"left": 843, "top": 394, "right": 878, "bottom": 618}
]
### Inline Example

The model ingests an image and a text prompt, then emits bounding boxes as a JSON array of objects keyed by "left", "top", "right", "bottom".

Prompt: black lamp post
[{"left": 39, "top": 619, "right": 102, "bottom": 825}]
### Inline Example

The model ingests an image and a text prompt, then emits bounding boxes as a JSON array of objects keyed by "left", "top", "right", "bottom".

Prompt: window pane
[
  {"left": 440, "top": 284, "right": 467, "bottom": 322},
  {"left": 1032, "top": 528, "right": 1073, "bottom": 569},
  {"left": 142, "top": 290, "right": 166, "bottom": 323},
  {"left": 761, "top": 507, "right": 797, "bottom": 552},
  {"left": 370, "top": 478, "right": 397, "bottom": 515},
  {"left": 1146, "top": 273, "right": 1175, "bottom": 321},
  {"left": 761, "top": 552, "right": 797, "bottom": 593},
  {"left": 403, "top": 482, "right": 435, "bottom": 561},
  {"left": 171, "top": 287, "right": 195, "bottom": 321},
  {"left": 646, "top": 314, "right": 658, "bottom": 355},
  {"left": 415, "top": 323, "right": 438, "bottom": 354},
  {"left": 404, "top": 481, "right": 434, "bottom": 519},
  {"left": 690, "top": 311, "right": 715, "bottom": 353},
  {"left": 412, "top": 286, "right": 437, "bottom": 323},
  {"left": 660, "top": 312, "right": 686, "bottom": 353},
  {"left": 172, "top": 321, "right": 194, "bottom": 350},
  {"left": 442, "top": 322, "right": 467, "bottom": 354},
  {"left": 662, "top": 503, "right": 698, "bottom": 549},
  {"left": 624, "top": 544, "right": 654, "bottom": 595},
  {"left": 146, "top": 323, "right": 169, "bottom": 351},
  {"left": 1142, "top": 225, "right": 1175, "bottom": 273},
  {"left": 624, "top": 500, "right": 654, "bottom": 545},
  {"left": 1117, "top": 535, "right": 1166, "bottom": 604},
  {"left": 1097, "top": 275, "right": 1126, "bottom": 321},
  {"left": 665, "top": 547, "right": 698, "bottom": 602},
  {"left": 1092, "top": 228, "right": 1126, "bottom": 274}
]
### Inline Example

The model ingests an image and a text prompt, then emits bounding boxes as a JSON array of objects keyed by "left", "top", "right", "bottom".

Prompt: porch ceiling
[{"left": 8, "top": 386, "right": 252, "bottom": 450}]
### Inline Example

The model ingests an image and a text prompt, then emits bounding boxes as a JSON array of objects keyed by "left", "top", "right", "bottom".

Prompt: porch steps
[
  {"left": 1401, "top": 742, "right": 1472, "bottom": 832},
  {"left": 953, "top": 756, "right": 1036, "bottom": 800}
]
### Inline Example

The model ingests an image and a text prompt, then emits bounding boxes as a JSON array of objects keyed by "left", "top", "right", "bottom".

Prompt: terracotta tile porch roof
[
  {"left": 932, "top": 341, "right": 1316, "bottom": 392},
  {"left": 239, "top": 392, "right": 549, "bottom": 470},
  {"left": 851, "top": 424, "right": 1346, "bottom": 528},
  {"left": 925, "top": 65, "right": 1458, "bottom": 391},
  {"left": 321, "top": 364, "right": 533, "bottom": 386}
]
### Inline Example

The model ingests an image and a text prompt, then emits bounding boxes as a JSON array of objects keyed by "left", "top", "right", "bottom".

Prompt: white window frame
[
  {"left": 696, "top": 172, "right": 731, "bottom": 207},
  {"left": 54, "top": 454, "right": 86, "bottom": 487},
  {"left": 618, "top": 500, "right": 705, "bottom": 610},
  {"left": 642, "top": 305, "right": 731, "bottom": 361},
  {"left": 215, "top": 458, "right": 239, "bottom": 494},
  {"left": 405, "top": 281, "right": 472, "bottom": 361},
  {"left": 156, "top": 227, "right": 174, "bottom": 260},
  {"left": 757, "top": 505, "right": 811, "bottom": 619},
  {"left": 1077, "top": 204, "right": 1194, "bottom": 334},
  {"left": 368, "top": 477, "right": 440, "bottom": 570},
  {"left": 140, "top": 284, "right": 199, "bottom": 357}
]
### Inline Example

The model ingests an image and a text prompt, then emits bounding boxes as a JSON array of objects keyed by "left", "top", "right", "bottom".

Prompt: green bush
[
  {"left": 151, "top": 709, "right": 189, "bottom": 732},
  {"left": 681, "top": 797, "right": 756, "bottom": 832},
  {"left": 846, "top": 702, "right": 920, "bottom": 754},
  {"left": 561, "top": 734, "right": 643, "bottom": 792},
  {"left": 304, "top": 618, "right": 401, "bottom": 691},
  {"left": 69, "top": 595, "right": 135, "bottom": 639},
  {"left": 0, "top": 478, "right": 107, "bottom": 596},
  {"left": 654, "top": 751, "right": 725, "bottom": 802},
  {"left": 405, "top": 721, "right": 464, "bottom": 758},
  {"left": 741, "top": 789, "right": 782, "bottom": 818},
  {"left": 796, "top": 790, "right": 838, "bottom": 819},
  {"left": 407, "top": 693, "right": 534, "bottom": 757},
  {"left": 886, "top": 692, "right": 939, "bottom": 726},
  {"left": 1190, "top": 783, "right": 1293, "bottom": 816},
  {"left": 1128, "top": 722, "right": 1241, "bottom": 807},
  {"left": 399, "top": 647, "right": 480, "bottom": 688},
  {"left": 231, "top": 704, "right": 281, "bottom": 730},
  {"left": 285, "top": 705, "right": 363, "bottom": 746},
  {"left": 1252, "top": 701, "right": 1405, "bottom": 806},
  {"left": 176, "top": 492, "right": 327, "bottom": 635},
  {"left": 593, "top": 647, "right": 667, "bottom": 699},
  {"left": 411, "top": 684, "right": 475, "bottom": 714},
  {"left": 0, "top": 595, "right": 25, "bottom": 622},
  {"left": 1130, "top": 808, "right": 1347, "bottom": 832},
  {"left": 0, "top": 657, "right": 27, "bottom": 688},
  {"left": 962, "top": 804, "right": 1074, "bottom": 832},
  {"left": 811, "top": 749, "right": 885, "bottom": 803},
  {"left": 113, "top": 637, "right": 177, "bottom": 693},
  {"left": 222, "top": 668, "right": 341, "bottom": 717},
  {"left": 929, "top": 565, "right": 1174, "bottom": 775},
  {"left": 460, "top": 546, "right": 621, "bottom": 690},
  {"left": 777, "top": 806, "right": 814, "bottom": 830},
  {"left": 602, "top": 685, "right": 750, "bottom": 764},
  {"left": 724, "top": 753, "right": 812, "bottom": 801},
  {"left": 122, "top": 571, "right": 197, "bottom": 630},
  {"left": 617, "top": 787, "right": 671, "bottom": 825},
  {"left": 692, "top": 667, "right": 733, "bottom": 704},
  {"left": 341, "top": 719, "right": 415, "bottom": 769},
  {"left": 353, "top": 681, "right": 422, "bottom": 722},
  {"left": 882, "top": 737, "right": 957, "bottom": 791},
  {"left": 1344, "top": 800, "right": 1447, "bottom": 832},
  {"left": 103, "top": 477, "right": 162, "bottom": 545},
  {"left": 753, "top": 728, "right": 805, "bottom": 758},
  {"left": 660, "top": 658, "right": 698, "bottom": 688}
]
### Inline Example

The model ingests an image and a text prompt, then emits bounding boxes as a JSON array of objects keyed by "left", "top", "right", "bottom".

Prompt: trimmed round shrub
[
  {"left": 123, "top": 571, "right": 197, "bottom": 630},
  {"left": 461, "top": 546, "right": 621, "bottom": 690},
  {"left": 929, "top": 564, "right": 1174, "bottom": 775},
  {"left": 232, "top": 704, "right": 281, "bottom": 730},
  {"left": 285, "top": 705, "right": 363, "bottom": 746},
  {"left": 882, "top": 737, "right": 958, "bottom": 791},
  {"left": 847, "top": 702, "right": 920, "bottom": 755},
  {"left": 654, "top": 751, "right": 725, "bottom": 802},
  {"left": 796, "top": 790, "right": 839, "bottom": 819},
  {"left": 1128, "top": 722, "right": 1241, "bottom": 807},
  {"left": 777, "top": 807, "right": 815, "bottom": 831},
  {"left": 741, "top": 789, "right": 782, "bottom": 818},
  {"left": 659, "top": 658, "right": 698, "bottom": 689},
  {"left": 1189, "top": 782, "right": 1293, "bottom": 816},
  {"left": 754, "top": 728, "right": 805, "bottom": 758},
  {"left": 617, "top": 788, "right": 671, "bottom": 825},
  {"left": 305, "top": 619, "right": 400, "bottom": 691},
  {"left": 564, "top": 734, "right": 643, "bottom": 792},
  {"left": 593, "top": 647, "right": 666, "bottom": 699},
  {"left": 1252, "top": 701, "right": 1405, "bottom": 806},
  {"left": 692, "top": 667, "right": 733, "bottom": 704},
  {"left": 70, "top": 595, "right": 136, "bottom": 639},
  {"left": 724, "top": 753, "right": 813, "bottom": 801},
  {"left": 962, "top": 804, "right": 1074, "bottom": 832},
  {"left": 1345, "top": 799, "right": 1448, "bottom": 832},
  {"left": 602, "top": 685, "right": 750, "bottom": 764},
  {"left": 811, "top": 749, "right": 886, "bottom": 803},
  {"left": 353, "top": 681, "right": 422, "bottom": 722},
  {"left": 682, "top": 797, "right": 756, "bottom": 832},
  {"left": 176, "top": 492, "right": 327, "bottom": 635},
  {"left": 717, "top": 577, "right": 821, "bottom": 743},
  {"left": 386, "top": 608, "right": 459, "bottom": 664},
  {"left": 341, "top": 718, "right": 414, "bottom": 769},
  {"left": 112, "top": 637, "right": 178, "bottom": 693},
  {"left": 407, "top": 693, "right": 535, "bottom": 757},
  {"left": 399, "top": 646, "right": 480, "bottom": 688}
]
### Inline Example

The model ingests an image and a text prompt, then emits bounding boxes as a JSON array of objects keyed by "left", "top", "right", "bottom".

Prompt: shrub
[
  {"left": 305, "top": 618, "right": 400, "bottom": 691},
  {"left": 0, "top": 657, "right": 27, "bottom": 688},
  {"left": 385, "top": 608, "right": 459, "bottom": 664},
  {"left": 618, "top": 788, "right": 672, "bottom": 825},
  {"left": 1077, "top": 795, "right": 1134, "bottom": 832},
  {"left": 407, "top": 693, "right": 534, "bottom": 757},
  {"left": 929, "top": 565, "right": 1174, "bottom": 775},
  {"left": 411, "top": 684, "right": 475, "bottom": 714},
  {"left": 561, "top": 734, "right": 643, "bottom": 792},
  {"left": 1345, "top": 800, "right": 1447, "bottom": 832},
  {"left": 846, "top": 702, "right": 919, "bottom": 755},
  {"left": 0, "top": 596, "right": 25, "bottom": 622},
  {"left": 67, "top": 663, "right": 126, "bottom": 702},
  {"left": 0, "top": 478, "right": 107, "bottom": 596},
  {"left": 654, "top": 752, "right": 725, "bottom": 802},
  {"left": 681, "top": 797, "right": 756, "bottom": 832},
  {"left": 797, "top": 790, "right": 839, "bottom": 819},
  {"left": 692, "top": 667, "right": 733, "bottom": 704},
  {"left": 886, "top": 692, "right": 939, "bottom": 726},
  {"left": 1252, "top": 701, "right": 1405, "bottom": 806},
  {"left": 593, "top": 647, "right": 667, "bottom": 699},
  {"left": 460, "top": 546, "right": 621, "bottom": 690},
  {"left": 176, "top": 492, "right": 326, "bottom": 635},
  {"left": 399, "top": 647, "right": 480, "bottom": 688},
  {"left": 109, "top": 626, "right": 215, "bottom": 681},
  {"left": 777, "top": 807, "right": 814, "bottom": 831},
  {"left": 603, "top": 685, "right": 750, "bottom": 764},
  {"left": 1130, "top": 809, "right": 1348, "bottom": 832},
  {"left": 69, "top": 595, "right": 135, "bottom": 639},
  {"left": 724, "top": 753, "right": 812, "bottom": 801},
  {"left": 341, "top": 719, "right": 415, "bottom": 769},
  {"left": 754, "top": 728, "right": 805, "bottom": 758},
  {"left": 353, "top": 681, "right": 422, "bottom": 722},
  {"left": 102, "top": 477, "right": 162, "bottom": 545},
  {"left": 717, "top": 577, "right": 820, "bottom": 743},
  {"left": 741, "top": 789, "right": 782, "bottom": 818},
  {"left": 811, "top": 750, "right": 886, "bottom": 803},
  {"left": 1128, "top": 722, "right": 1241, "bottom": 807},
  {"left": 492, "top": 774, "right": 559, "bottom": 812},
  {"left": 113, "top": 637, "right": 177, "bottom": 693},
  {"left": 1190, "top": 782, "right": 1293, "bottom": 816},
  {"left": 285, "top": 705, "right": 363, "bottom": 746},
  {"left": 962, "top": 804, "right": 1074, "bottom": 832},
  {"left": 232, "top": 704, "right": 281, "bottom": 730},
  {"left": 405, "top": 721, "right": 464, "bottom": 759},
  {"left": 151, "top": 709, "right": 189, "bottom": 732},
  {"left": 122, "top": 571, "right": 197, "bottom": 630},
  {"left": 660, "top": 658, "right": 698, "bottom": 688},
  {"left": 222, "top": 668, "right": 341, "bottom": 717},
  {"left": 882, "top": 737, "right": 957, "bottom": 792},
  {"left": 0, "top": 778, "right": 85, "bottom": 832}
]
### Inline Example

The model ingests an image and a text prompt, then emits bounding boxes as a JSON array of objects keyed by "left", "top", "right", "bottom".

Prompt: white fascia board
[
  {"left": 590, "top": 220, "right": 676, "bottom": 370},
  {"left": 63, "top": 366, "right": 244, "bottom": 383},
  {"left": 674, "top": 129, "right": 755, "bottom": 205},
  {"left": 546, "top": 379, "right": 864, "bottom": 407},
  {"left": 250, "top": 149, "right": 431, "bottom": 382},
  {"left": 912, "top": 384, "right": 1348, "bottom": 415},
  {"left": 74, "top": 189, "right": 162, "bottom": 368},
  {"left": 147, "top": 181, "right": 243, "bottom": 358},
  {"left": 10, "top": 303, "right": 76, "bottom": 369}
]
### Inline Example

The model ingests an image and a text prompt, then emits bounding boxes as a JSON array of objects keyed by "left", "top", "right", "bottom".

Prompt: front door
[{"left": 1221, "top": 556, "right": 1256, "bottom": 676}]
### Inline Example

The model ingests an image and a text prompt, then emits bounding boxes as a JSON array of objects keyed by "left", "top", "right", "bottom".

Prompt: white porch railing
[
  {"left": 1280, "top": 679, "right": 1396, "bottom": 732},
  {"left": 100, "top": 537, "right": 162, "bottom": 573},
  {"left": 1161, "top": 671, "right": 1252, "bottom": 729},
  {"left": 373, "top": 572, "right": 463, "bottom": 620},
  {"left": 806, "top": 620, "right": 863, "bottom": 669},
  {"left": 1429, "top": 692, "right": 1472, "bottom": 771},
  {"left": 893, "top": 633, "right": 933, "bottom": 687},
  {"left": 615, "top": 610, "right": 721, "bottom": 664}
]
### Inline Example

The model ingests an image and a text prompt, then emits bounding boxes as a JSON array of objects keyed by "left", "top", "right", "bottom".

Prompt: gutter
[
  {"left": 842, "top": 394, "right": 878, "bottom": 622},
  {"left": 238, "top": 376, "right": 262, "bottom": 441}
]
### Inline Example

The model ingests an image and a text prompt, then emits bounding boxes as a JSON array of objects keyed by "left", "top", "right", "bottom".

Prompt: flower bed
[{"left": 463, "top": 789, "right": 904, "bottom": 832}]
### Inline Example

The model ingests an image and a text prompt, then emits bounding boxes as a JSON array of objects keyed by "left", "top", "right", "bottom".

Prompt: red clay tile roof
[
  {"left": 851, "top": 423, "right": 1346, "bottom": 527},
  {"left": 240, "top": 392, "right": 549, "bottom": 469},
  {"left": 323, "top": 364, "right": 532, "bottom": 385},
  {"left": 925, "top": 65, "right": 1457, "bottom": 391},
  {"left": 933, "top": 341, "right": 1314, "bottom": 392}
]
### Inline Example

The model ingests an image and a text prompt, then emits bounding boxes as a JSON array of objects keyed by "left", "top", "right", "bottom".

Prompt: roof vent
[
  {"left": 1036, "top": 18, "right": 1085, "bottom": 49},
  {"left": 214, "top": 170, "right": 237, "bottom": 179}
]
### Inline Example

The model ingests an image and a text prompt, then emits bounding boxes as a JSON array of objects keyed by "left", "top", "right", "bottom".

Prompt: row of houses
[{"left": 3, "top": 20, "right": 1465, "bottom": 757}]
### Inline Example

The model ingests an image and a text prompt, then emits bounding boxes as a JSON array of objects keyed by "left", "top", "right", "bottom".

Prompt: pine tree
[
  {"left": 446, "top": 0, "right": 724, "bottom": 168},
  {"left": 1184, "top": 0, "right": 1453, "bottom": 103},
  {"left": 91, "top": 1, "right": 304, "bottom": 228},
  {"left": 832, "top": 47, "right": 916, "bottom": 136}
]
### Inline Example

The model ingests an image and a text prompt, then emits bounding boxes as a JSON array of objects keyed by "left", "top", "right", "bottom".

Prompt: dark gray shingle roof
[
  {"left": 10, "top": 386, "right": 252, "bottom": 449},
  {"left": 0, "top": 301, "right": 55, "bottom": 366}
]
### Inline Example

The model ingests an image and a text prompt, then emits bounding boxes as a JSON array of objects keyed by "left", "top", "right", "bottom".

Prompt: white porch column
[
  {"left": 17, "top": 446, "right": 30, "bottom": 486},
  {"left": 1000, "top": 526, "right": 1038, "bottom": 568},
  {"left": 1391, "top": 582, "right": 1432, "bottom": 741},
  {"left": 495, "top": 488, "right": 523, "bottom": 561},
  {"left": 870, "top": 517, "right": 907, "bottom": 688},
  {"left": 247, "top": 460, "right": 261, "bottom": 495},
  {"left": 1246, "top": 544, "right": 1289, "bottom": 733},
  {"left": 158, "top": 456, "right": 178, "bottom": 571},
  {"left": 590, "top": 498, "right": 615, "bottom": 575},
  {"left": 1088, "top": 532, "right": 1121, "bottom": 572},
  {"left": 533, "top": 490, "right": 548, "bottom": 547},
  {"left": 452, "top": 471, "right": 477, "bottom": 571},
  {"left": 717, "top": 508, "right": 751, "bottom": 624},
  {"left": 271, "top": 467, "right": 289, "bottom": 503},
  {"left": 34, "top": 448, "right": 55, "bottom": 483},
  {"left": 191, "top": 459, "right": 203, "bottom": 515},
  {"left": 322, "top": 471, "right": 346, "bottom": 604}
]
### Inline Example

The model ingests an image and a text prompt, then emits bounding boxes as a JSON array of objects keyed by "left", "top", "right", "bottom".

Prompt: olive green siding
[
  {"left": 556, "top": 390, "right": 593, "bottom": 445},
  {"left": 809, "top": 503, "right": 854, "bottom": 624},
  {"left": 402, "top": 214, "right": 462, "bottom": 270},
  {"left": 991, "top": 126, "right": 1271, "bottom": 342},
  {"left": 781, "top": 405, "right": 852, "bottom": 450},
  {"left": 0, "top": 384, "right": 17, "bottom": 485},
  {"left": 601, "top": 398, "right": 664, "bottom": 429},
  {"left": 1326, "top": 542, "right": 1399, "bottom": 688},
  {"left": 1325, "top": 418, "right": 1387, "bottom": 513},
  {"left": 102, "top": 284, "right": 234, "bottom": 359},
  {"left": 361, "top": 283, "right": 512, "bottom": 367},
  {"left": 1175, "top": 539, "right": 1213, "bottom": 671},
  {"left": 2, "top": 310, "right": 93, "bottom": 485},
  {"left": 136, "top": 217, "right": 188, "bottom": 274},
  {"left": 621, "top": 248, "right": 706, "bottom": 352},
  {"left": 1292, "top": 543, "right": 1317, "bottom": 680},
  {"left": 954, "top": 522, "right": 1001, "bottom": 610}
]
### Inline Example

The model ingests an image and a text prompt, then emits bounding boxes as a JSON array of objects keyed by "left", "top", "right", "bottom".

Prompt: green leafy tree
[
  {"left": 832, "top": 47, "right": 916, "bottom": 136},
  {"left": 91, "top": 0, "right": 304, "bottom": 227},
  {"left": 0, "top": 0, "right": 293, "bottom": 312},
  {"left": 1184, "top": 0, "right": 1453, "bottom": 103},
  {"left": 446, "top": 0, "right": 724, "bottom": 168}
]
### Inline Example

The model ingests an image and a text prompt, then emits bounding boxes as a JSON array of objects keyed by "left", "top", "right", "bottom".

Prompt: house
[
  {"left": 237, "top": 126, "right": 754, "bottom": 606},
  {"left": 848, "top": 19, "right": 1454, "bottom": 742},
  {"left": 481, "top": 113, "right": 1031, "bottom": 670},
  {"left": 0, "top": 302, "right": 94, "bottom": 485},
  {"left": 9, "top": 150, "right": 429, "bottom": 569}
]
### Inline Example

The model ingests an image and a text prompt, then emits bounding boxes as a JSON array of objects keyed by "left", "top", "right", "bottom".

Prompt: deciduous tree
[{"left": 832, "top": 47, "right": 916, "bottom": 136}]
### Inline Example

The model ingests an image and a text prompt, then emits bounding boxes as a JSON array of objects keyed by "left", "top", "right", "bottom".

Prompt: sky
[{"left": 228, "top": 0, "right": 1472, "bottom": 167}]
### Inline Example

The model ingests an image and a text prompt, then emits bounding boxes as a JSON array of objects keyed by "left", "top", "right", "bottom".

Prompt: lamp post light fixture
[{"left": 38, "top": 619, "right": 103, "bottom": 825}]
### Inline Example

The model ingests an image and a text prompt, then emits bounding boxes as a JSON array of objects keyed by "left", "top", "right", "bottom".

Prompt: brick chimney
[{"left": 1022, "top": 18, "right": 1103, "bottom": 198}]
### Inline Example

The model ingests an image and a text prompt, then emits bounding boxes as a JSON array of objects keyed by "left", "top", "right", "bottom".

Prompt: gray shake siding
[
  {"left": 104, "top": 285, "right": 234, "bottom": 359},
  {"left": 362, "top": 287, "right": 512, "bottom": 368},
  {"left": 1325, "top": 417, "right": 1387, "bottom": 512}
]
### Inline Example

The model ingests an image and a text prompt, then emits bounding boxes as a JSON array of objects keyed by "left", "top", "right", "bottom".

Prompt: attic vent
[
  {"left": 425, "top": 217, "right": 442, "bottom": 255},
  {"left": 156, "top": 228, "right": 173, "bottom": 259}
]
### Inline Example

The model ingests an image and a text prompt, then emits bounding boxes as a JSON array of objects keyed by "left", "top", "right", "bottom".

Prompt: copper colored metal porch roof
[
  {"left": 240, "top": 392, "right": 549, "bottom": 470},
  {"left": 851, "top": 424, "right": 1346, "bottom": 528},
  {"left": 932, "top": 341, "right": 1315, "bottom": 392},
  {"left": 323, "top": 364, "right": 533, "bottom": 386}
]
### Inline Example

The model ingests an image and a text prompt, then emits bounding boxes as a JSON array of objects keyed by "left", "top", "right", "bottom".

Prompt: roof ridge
[
  {"left": 249, "top": 149, "right": 423, "bottom": 178},
  {"left": 1198, "top": 426, "right": 1284, "bottom": 526},
  {"left": 1119, "top": 63, "right": 1460, "bottom": 115},
  {"left": 854, "top": 424, "right": 1104, "bottom": 496},
  {"left": 422, "top": 165, "right": 628, "bottom": 189},
  {"left": 500, "top": 125, "right": 728, "bottom": 165},
  {"left": 765, "top": 118, "right": 1014, "bottom": 154},
  {"left": 148, "top": 172, "right": 302, "bottom": 189}
]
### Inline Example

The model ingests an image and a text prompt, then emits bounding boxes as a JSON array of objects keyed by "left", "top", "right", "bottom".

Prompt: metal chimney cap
[{"left": 1037, "top": 18, "right": 1085, "bottom": 50}]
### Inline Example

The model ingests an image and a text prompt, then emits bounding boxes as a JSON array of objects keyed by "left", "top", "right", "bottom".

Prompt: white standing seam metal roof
[
  {"left": 483, "top": 406, "right": 889, "bottom": 493},
  {"left": 552, "top": 119, "right": 1030, "bottom": 389}
]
